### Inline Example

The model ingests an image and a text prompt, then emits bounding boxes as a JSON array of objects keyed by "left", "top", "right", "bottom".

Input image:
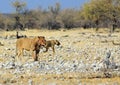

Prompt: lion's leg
[
  {"left": 20, "top": 49, "right": 24, "bottom": 63},
  {"left": 34, "top": 50, "right": 40, "bottom": 61},
  {"left": 52, "top": 46, "right": 55, "bottom": 53},
  {"left": 31, "top": 51, "right": 35, "bottom": 60},
  {"left": 16, "top": 49, "right": 23, "bottom": 64},
  {"left": 17, "top": 50, "right": 21, "bottom": 60},
  {"left": 19, "top": 49, "right": 23, "bottom": 61},
  {"left": 31, "top": 50, "right": 39, "bottom": 61}
]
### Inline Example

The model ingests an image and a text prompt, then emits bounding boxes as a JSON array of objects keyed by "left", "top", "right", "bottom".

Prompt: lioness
[
  {"left": 16, "top": 36, "right": 46, "bottom": 61},
  {"left": 44, "top": 40, "right": 60, "bottom": 53}
]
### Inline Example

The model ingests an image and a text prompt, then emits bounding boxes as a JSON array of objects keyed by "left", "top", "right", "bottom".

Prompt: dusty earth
[{"left": 0, "top": 28, "right": 120, "bottom": 85}]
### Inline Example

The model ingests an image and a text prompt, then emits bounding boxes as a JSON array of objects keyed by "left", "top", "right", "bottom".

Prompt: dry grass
[
  {"left": 0, "top": 72, "right": 120, "bottom": 85},
  {"left": 1, "top": 28, "right": 120, "bottom": 85}
]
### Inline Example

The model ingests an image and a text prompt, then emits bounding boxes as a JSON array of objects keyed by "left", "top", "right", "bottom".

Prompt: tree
[
  {"left": 0, "top": 14, "right": 5, "bottom": 29},
  {"left": 48, "top": 2, "right": 61, "bottom": 29},
  {"left": 81, "top": 0, "right": 120, "bottom": 32},
  {"left": 12, "top": 0, "right": 26, "bottom": 30},
  {"left": 12, "top": 0, "right": 26, "bottom": 14},
  {"left": 59, "top": 9, "right": 76, "bottom": 29}
]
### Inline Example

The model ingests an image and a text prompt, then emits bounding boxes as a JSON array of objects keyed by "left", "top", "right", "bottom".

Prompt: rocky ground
[{"left": 0, "top": 28, "right": 120, "bottom": 85}]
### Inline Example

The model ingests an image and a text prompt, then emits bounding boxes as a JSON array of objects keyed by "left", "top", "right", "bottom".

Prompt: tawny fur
[
  {"left": 44, "top": 40, "right": 60, "bottom": 53},
  {"left": 16, "top": 36, "right": 46, "bottom": 61}
]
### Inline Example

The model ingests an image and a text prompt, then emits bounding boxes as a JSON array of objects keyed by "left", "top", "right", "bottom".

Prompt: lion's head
[
  {"left": 38, "top": 36, "right": 46, "bottom": 46},
  {"left": 55, "top": 40, "right": 60, "bottom": 46}
]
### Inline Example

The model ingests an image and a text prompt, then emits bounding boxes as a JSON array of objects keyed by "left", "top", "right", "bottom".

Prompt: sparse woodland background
[{"left": 0, "top": 0, "right": 120, "bottom": 32}]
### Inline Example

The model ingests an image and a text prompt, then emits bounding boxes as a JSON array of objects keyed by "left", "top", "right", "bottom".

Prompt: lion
[
  {"left": 16, "top": 36, "right": 46, "bottom": 61},
  {"left": 44, "top": 40, "right": 60, "bottom": 53}
]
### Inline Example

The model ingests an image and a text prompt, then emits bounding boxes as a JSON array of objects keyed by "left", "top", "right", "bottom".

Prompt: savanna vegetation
[
  {"left": 0, "top": 0, "right": 120, "bottom": 84},
  {"left": 0, "top": 0, "right": 120, "bottom": 32}
]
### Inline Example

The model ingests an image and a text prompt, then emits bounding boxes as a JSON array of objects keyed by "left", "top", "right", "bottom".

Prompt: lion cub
[{"left": 44, "top": 40, "right": 60, "bottom": 53}]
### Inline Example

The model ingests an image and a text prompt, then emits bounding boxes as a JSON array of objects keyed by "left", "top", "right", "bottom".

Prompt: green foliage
[{"left": 81, "top": 0, "right": 120, "bottom": 31}]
